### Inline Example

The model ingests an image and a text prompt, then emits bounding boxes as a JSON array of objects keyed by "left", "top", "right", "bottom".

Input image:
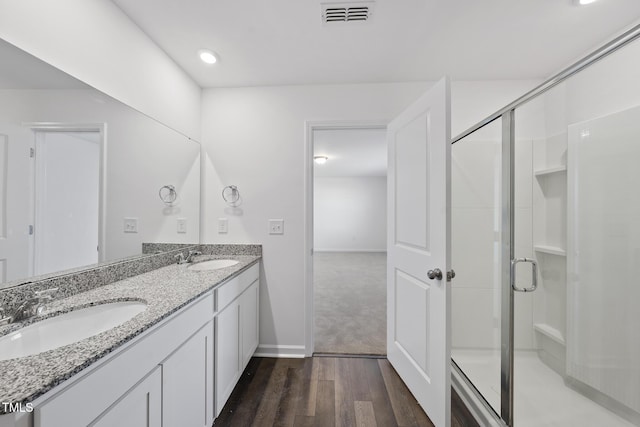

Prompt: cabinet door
[
  {"left": 162, "top": 322, "right": 214, "bottom": 427},
  {"left": 215, "top": 299, "right": 241, "bottom": 416},
  {"left": 241, "top": 280, "right": 259, "bottom": 369},
  {"left": 90, "top": 366, "right": 161, "bottom": 427}
]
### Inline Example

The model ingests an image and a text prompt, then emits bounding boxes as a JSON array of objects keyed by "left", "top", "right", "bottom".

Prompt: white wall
[
  {"left": 314, "top": 176, "right": 386, "bottom": 252},
  {"left": 200, "top": 80, "right": 539, "bottom": 354},
  {"left": 0, "top": 89, "right": 201, "bottom": 268},
  {"left": 0, "top": 0, "right": 201, "bottom": 139}
]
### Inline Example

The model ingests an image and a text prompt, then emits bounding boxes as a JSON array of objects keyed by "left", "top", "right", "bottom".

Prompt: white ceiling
[
  {"left": 0, "top": 39, "right": 89, "bottom": 90},
  {"left": 112, "top": 0, "right": 640, "bottom": 88},
  {"left": 313, "top": 128, "right": 387, "bottom": 177}
]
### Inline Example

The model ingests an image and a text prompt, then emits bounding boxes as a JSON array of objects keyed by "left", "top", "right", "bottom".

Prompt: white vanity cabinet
[
  {"left": 34, "top": 293, "right": 215, "bottom": 427},
  {"left": 215, "top": 298, "right": 241, "bottom": 414},
  {"left": 161, "top": 321, "right": 214, "bottom": 427},
  {"left": 91, "top": 367, "right": 162, "bottom": 427},
  {"left": 240, "top": 280, "right": 259, "bottom": 368},
  {"left": 2, "top": 261, "right": 260, "bottom": 427},
  {"left": 214, "top": 263, "right": 259, "bottom": 416}
]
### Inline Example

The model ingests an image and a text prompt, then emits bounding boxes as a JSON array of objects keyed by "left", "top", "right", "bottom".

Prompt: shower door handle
[{"left": 511, "top": 258, "right": 538, "bottom": 292}]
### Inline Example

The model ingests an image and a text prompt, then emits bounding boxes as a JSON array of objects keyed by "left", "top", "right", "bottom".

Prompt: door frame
[
  {"left": 26, "top": 122, "right": 107, "bottom": 264},
  {"left": 303, "top": 120, "right": 388, "bottom": 356}
]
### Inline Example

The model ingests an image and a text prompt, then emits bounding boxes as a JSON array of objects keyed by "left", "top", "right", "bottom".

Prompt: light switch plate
[
  {"left": 177, "top": 218, "right": 187, "bottom": 234},
  {"left": 218, "top": 218, "right": 228, "bottom": 234},
  {"left": 124, "top": 217, "right": 138, "bottom": 233},
  {"left": 268, "top": 219, "right": 284, "bottom": 235}
]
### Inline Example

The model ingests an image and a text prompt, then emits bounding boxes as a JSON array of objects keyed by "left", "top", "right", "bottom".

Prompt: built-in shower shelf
[
  {"left": 534, "top": 323, "right": 565, "bottom": 345},
  {"left": 534, "top": 166, "right": 567, "bottom": 177},
  {"left": 534, "top": 245, "right": 566, "bottom": 256}
]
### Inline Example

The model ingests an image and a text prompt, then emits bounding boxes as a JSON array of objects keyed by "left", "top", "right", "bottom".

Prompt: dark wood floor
[{"left": 214, "top": 357, "right": 479, "bottom": 427}]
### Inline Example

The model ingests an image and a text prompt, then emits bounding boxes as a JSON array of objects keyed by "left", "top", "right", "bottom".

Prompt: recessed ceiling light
[
  {"left": 314, "top": 156, "right": 329, "bottom": 165},
  {"left": 198, "top": 49, "right": 218, "bottom": 65},
  {"left": 574, "top": 0, "right": 597, "bottom": 5}
]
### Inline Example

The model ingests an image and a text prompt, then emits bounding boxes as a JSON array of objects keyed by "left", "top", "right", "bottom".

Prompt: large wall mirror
[{"left": 0, "top": 39, "right": 200, "bottom": 289}]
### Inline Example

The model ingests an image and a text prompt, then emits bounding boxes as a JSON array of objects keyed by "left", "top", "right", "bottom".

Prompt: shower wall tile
[
  {"left": 452, "top": 208, "right": 498, "bottom": 291},
  {"left": 514, "top": 292, "right": 535, "bottom": 349},
  {"left": 451, "top": 139, "right": 500, "bottom": 209},
  {"left": 452, "top": 288, "right": 497, "bottom": 349},
  {"left": 515, "top": 139, "right": 533, "bottom": 209}
]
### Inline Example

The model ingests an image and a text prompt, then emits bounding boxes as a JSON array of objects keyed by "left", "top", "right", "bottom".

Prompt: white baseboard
[
  {"left": 314, "top": 249, "right": 387, "bottom": 253},
  {"left": 254, "top": 344, "right": 306, "bottom": 359}
]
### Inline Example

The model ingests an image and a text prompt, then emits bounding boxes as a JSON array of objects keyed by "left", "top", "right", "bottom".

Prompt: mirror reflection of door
[
  {"left": 33, "top": 130, "right": 100, "bottom": 276},
  {"left": 0, "top": 124, "right": 33, "bottom": 282}
]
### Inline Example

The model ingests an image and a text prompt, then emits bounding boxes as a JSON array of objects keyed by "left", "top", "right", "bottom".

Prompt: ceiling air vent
[{"left": 322, "top": 2, "right": 374, "bottom": 24}]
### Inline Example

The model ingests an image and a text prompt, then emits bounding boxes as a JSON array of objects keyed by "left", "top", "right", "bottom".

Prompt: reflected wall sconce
[{"left": 159, "top": 185, "right": 178, "bottom": 205}]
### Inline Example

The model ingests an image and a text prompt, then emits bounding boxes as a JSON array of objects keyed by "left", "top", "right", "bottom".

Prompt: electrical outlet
[
  {"left": 268, "top": 219, "right": 284, "bottom": 235},
  {"left": 177, "top": 218, "right": 187, "bottom": 234},
  {"left": 124, "top": 217, "right": 138, "bottom": 233},
  {"left": 218, "top": 218, "right": 228, "bottom": 234}
]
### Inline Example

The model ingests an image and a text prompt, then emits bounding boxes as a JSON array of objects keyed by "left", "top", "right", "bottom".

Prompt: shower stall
[{"left": 451, "top": 24, "right": 640, "bottom": 427}]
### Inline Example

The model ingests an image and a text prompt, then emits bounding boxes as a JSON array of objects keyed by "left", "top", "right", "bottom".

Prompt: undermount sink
[
  {"left": 0, "top": 301, "right": 147, "bottom": 361},
  {"left": 188, "top": 259, "right": 239, "bottom": 271}
]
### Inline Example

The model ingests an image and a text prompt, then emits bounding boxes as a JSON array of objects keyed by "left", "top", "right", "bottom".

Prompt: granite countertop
[{"left": 0, "top": 254, "right": 260, "bottom": 413}]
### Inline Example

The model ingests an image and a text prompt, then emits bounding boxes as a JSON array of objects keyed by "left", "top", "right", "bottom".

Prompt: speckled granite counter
[{"left": 0, "top": 254, "right": 260, "bottom": 413}]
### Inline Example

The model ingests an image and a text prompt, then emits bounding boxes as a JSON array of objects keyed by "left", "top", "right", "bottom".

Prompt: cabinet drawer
[{"left": 216, "top": 263, "right": 259, "bottom": 312}]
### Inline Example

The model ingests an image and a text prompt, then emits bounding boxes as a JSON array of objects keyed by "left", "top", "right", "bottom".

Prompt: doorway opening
[
  {"left": 308, "top": 125, "right": 388, "bottom": 356},
  {"left": 31, "top": 125, "right": 105, "bottom": 276}
]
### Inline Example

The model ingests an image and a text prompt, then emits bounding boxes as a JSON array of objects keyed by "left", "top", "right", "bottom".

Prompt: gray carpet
[{"left": 313, "top": 252, "right": 387, "bottom": 355}]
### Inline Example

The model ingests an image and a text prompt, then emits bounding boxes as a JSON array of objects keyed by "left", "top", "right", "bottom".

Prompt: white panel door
[
  {"left": 387, "top": 77, "right": 451, "bottom": 427},
  {"left": 0, "top": 124, "right": 33, "bottom": 283},
  {"left": 34, "top": 131, "right": 99, "bottom": 275}
]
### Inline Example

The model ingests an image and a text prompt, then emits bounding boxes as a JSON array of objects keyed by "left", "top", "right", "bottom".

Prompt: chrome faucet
[
  {"left": 1, "top": 288, "right": 58, "bottom": 324},
  {"left": 185, "top": 250, "right": 202, "bottom": 263},
  {"left": 0, "top": 307, "right": 7, "bottom": 326},
  {"left": 175, "top": 250, "right": 202, "bottom": 265}
]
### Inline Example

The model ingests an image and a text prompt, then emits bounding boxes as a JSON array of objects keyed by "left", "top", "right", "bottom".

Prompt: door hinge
[
  {"left": 28, "top": 225, "right": 34, "bottom": 235},
  {"left": 29, "top": 148, "right": 35, "bottom": 158}
]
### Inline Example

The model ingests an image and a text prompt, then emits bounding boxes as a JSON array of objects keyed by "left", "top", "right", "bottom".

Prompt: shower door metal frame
[
  {"left": 450, "top": 22, "right": 640, "bottom": 427},
  {"left": 500, "top": 110, "right": 515, "bottom": 426}
]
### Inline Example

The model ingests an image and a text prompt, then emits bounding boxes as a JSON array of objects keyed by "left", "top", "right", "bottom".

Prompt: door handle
[
  {"left": 447, "top": 269, "right": 456, "bottom": 282},
  {"left": 427, "top": 268, "right": 443, "bottom": 280},
  {"left": 511, "top": 258, "right": 537, "bottom": 292}
]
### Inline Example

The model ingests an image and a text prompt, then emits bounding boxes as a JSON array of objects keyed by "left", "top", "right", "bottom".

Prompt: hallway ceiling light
[
  {"left": 314, "top": 156, "right": 329, "bottom": 164},
  {"left": 198, "top": 49, "right": 218, "bottom": 64},
  {"left": 574, "top": 0, "right": 598, "bottom": 5}
]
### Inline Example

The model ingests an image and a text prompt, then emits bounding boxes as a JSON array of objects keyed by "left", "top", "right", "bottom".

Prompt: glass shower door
[
  {"left": 451, "top": 118, "right": 503, "bottom": 417},
  {"left": 510, "top": 34, "right": 640, "bottom": 426},
  {"left": 452, "top": 25, "right": 640, "bottom": 427}
]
